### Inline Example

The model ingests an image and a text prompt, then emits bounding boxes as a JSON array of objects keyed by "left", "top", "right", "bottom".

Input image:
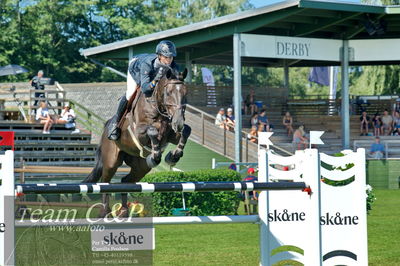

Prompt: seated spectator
[
  {"left": 250, "top": 113, "right": 258, "bottom": 128},
  {"left": 282, "top": 111, "right": 294, "bottom": 137},
  {"left": 247, "top": 126, "right": 258, "bottom": 143},
  {"left": 244, "top": 89, "right": 257, "bottom": 115},
  {"left": 293, "top": 125, "right": 308, "bottom": 150},
  {"left": 372, "top": 113, "right": 382, "bottom": 137},
  {"left": 54, "top": 104, "right": 80, "bottom": 133},
  {"left": 381, "top": 109, "right": 393, "bottom": 136},
  {"left": 369, "top": 136, "right": 385, "bottom": 159},
  {"left": 55, "top": 104, "right": 75, "bottom": 125},
  {"left": 257, "top": 123, "right": 265, "bottom": 134},
  {"left": 258, "top": 109, "right": 270, "bottom": 132},
  {"left": 35, "top": 101, "right": 53, "bottom": 134},
  {"left": 392, "top": 111, "right": 400, "bottom": 136},
  {"left": 225, "top": 108, "right": 235, "bottom": 131},
  {"left": 359, "top": 111, "right": 370, "bottom": 136},
  {"left": 215, "top": 108, "right": 226, "bottom": 129}
]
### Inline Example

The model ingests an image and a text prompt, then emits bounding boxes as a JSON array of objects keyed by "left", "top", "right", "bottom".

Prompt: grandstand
[{"left": 0, "top": 82, "right": 399, "bottom": 170}]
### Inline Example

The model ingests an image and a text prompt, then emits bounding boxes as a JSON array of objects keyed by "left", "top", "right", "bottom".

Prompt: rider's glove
[{"left": 154, "top": 66, "right": 165, "bottom": 82}]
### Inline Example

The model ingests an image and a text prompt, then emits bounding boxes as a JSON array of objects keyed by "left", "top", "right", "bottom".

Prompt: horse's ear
[
  {"left": 181, "top": 68, "right": 188, "bottom": 81},
  {"left": 166, "top": 68, "right": 173, "bottom": 79}
]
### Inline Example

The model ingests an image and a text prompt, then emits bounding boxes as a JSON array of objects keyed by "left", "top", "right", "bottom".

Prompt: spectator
[
  {"left": 54, "top": 104, "right": 80, "bottom": 133},
  {"left": 35, "top": 102, "right": 53, "bottom": 134},
  {"left": 369, "top": 136, "right": 385, "bottom": 159},
  {"left": 250, "top": 113, "right": 258, "bottom": 128},
  {"left": 215, "top": 108, "right": 226, "bottom": 129},
  {"left": 372, "top": 113, "right": 382, "bottom": 137},
  {"left": 258, "top": 109, "right": 270, "bottom": 132},
  {"left": 392, "top": 111, "right": 400, "bottom": 136},
  {"left": 247, "top": 126, "right": 258, "bottom": 143},
  {"left": 228, "top": 163, "right": 237, "bottom": 171},
  {"left": 293, "top": 125, "right": 308, "bottom": 150},
  {"left": 381, "top": 109, "right": 393, "bottom": 136},
  {"left": 244, "top": 89, "right": 257, "bottom": 115},
  {"left": 359, "top": 111, "right": 370, "bottom": 136},
  {"left": 282, "top": 111, "right": 294, "bottom": 137},
  {"left": 225, "top": 108, "right": 235, "bottom": 131},
  {"left": 257, "top": 123, "right": 265, "bottom": 134},
  {"left": 30, "top": 70, "right": 45, "bottom": 107}
]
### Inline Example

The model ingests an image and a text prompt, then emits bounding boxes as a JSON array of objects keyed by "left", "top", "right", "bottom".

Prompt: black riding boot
[{"left": 108, "top": 96, "right": 128, "bottom": 140}]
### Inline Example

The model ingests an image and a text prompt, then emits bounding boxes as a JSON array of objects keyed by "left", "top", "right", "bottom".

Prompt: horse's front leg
[
  {"left": 146, "top": 126, "right": 162, "bottom": 168},
  {"left": 165, "top": 124, "right": 191, "bottom": 166}
]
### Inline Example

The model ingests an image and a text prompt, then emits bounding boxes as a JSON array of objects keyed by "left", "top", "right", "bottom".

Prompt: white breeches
[{"left": 126, "top": 73, "right": 138, "bottom": 100}]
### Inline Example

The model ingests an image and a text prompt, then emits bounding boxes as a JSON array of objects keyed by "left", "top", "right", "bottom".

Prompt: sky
[{"left": 250, "top": 0, "right": 362, "bottom": 8}]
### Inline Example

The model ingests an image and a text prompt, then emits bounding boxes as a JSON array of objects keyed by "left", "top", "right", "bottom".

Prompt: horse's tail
[{"left": 82, "top": 144, "right": 103, "bottom": 183}]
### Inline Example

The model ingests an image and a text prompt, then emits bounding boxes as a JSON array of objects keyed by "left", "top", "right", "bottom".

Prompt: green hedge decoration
[{"left": 140, "top": 169, "right": 242, "bottom": 216}]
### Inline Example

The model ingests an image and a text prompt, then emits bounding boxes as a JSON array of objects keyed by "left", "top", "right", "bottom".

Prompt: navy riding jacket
[{"left": 128, "top": 53, "right": 179, "bottom": 96}]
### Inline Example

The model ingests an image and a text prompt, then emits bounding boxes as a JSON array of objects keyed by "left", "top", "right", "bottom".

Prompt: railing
[
  {"left": 353, "top": 139, "right": 400, "bottom": 159},
  {"left": 28, "top": 87, "right": 66, "bottom": 117},
  {"left": 55, "top": 82, "right": 106, "bottom": 138},
  {"left": 186, "top": 84, "right": 287, "bottom": 107},
  {"left": 349, "top": 95, "right": 398, "bottom": 115},
  {"left": 284, "top": 98, "right": 340, "bottom": 116},
  {"left": 185, "top": 104, "right": 292, "bottom": 161},
  {"left": 288, "top": 94, "right": 333, "bottom": 100}
]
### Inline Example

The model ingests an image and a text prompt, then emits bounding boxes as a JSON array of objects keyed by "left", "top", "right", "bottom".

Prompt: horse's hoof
[
  {"left": 117, "top": 207, "right": 129, "bottom": 218},
  {"left": 97, "top": 208, "right": 112, "bottom": 218},
  {"left": 146, "top": 155, "right": 160, "bottom": 168},
  {"left": 165, "top": 151, "right": 180, "bottom": 166}
]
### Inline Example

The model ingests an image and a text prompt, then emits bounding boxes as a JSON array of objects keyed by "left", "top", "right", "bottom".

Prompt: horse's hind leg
[
  {"left": 119, "top": 155, "right": 152, "bottom": 217},
  {"left": 99, "top": 141, "right": 123, "bottom": 218}
]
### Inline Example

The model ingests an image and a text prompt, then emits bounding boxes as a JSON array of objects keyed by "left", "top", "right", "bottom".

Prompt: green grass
[
  {"left": 155, "top": 140, "right": 232, "bottom": 172},
  {"left": 14, "top": 190, "right": 400, "bottom": 265},
  {"left": 367, "top": 190, "right": 400, "bottom": 266}
]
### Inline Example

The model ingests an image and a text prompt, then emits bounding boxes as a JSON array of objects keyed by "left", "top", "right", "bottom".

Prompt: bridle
[{"left": 148, "top": 79, "right": 186, "bottom": 120}]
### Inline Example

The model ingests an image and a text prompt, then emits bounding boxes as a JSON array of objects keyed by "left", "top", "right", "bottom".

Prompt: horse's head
[{"left": 154, "top": 68, "right": 188, "bottom": 132}]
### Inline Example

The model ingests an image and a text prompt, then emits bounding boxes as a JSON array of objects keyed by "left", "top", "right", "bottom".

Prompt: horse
[{"left": 83, "top": 68, "right": 191, "bottom": 217}]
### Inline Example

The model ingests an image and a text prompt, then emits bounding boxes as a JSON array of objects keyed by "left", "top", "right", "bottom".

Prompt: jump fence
[{"left": 0, "top": 144, "right": 368, "bottom": 265}]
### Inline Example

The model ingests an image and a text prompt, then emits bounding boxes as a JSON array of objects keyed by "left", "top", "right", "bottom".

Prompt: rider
[{"left": 108, "top": 40, "right": 179, "bottom": 141}]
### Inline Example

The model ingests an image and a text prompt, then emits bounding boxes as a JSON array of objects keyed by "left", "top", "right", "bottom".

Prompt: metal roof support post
[
  {"left": 128, "top": 47, "right": 133, "bottom": 61},
  {"left": 185, "top": 51, "right": 192, "bottom": 84},
  {"left": 233, "top": 33, "right": 242, "bottom": 165},
  {"left": 341, "top": 40, "right": 350, "bottom": 149}
]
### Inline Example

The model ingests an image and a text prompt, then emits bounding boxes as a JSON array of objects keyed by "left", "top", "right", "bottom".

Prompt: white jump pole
[
  {"left": 0, "top": 150, "right": 15, "bottom": 266},
  {"left": 257, "top": 132, "right": 273, "bottom": 266}
]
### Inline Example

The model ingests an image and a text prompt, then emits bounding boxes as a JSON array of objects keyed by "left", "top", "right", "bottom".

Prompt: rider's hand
[{"left": 154, "top": 66, "right": 165, "bottom": 82}]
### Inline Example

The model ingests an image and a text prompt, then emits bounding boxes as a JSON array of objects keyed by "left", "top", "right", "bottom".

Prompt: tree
[{"left": 351, "top": 0, "right": 400, "bottom": 96}]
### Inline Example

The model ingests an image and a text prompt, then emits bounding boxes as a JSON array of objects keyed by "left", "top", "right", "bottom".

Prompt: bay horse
[{"left": 83, "top": 68, "right": 191, "bottom": 217}]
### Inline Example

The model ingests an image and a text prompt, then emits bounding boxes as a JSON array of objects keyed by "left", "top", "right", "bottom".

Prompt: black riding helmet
[{"left": 156, "top": 40, "right": 177, "bottom": 57}]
